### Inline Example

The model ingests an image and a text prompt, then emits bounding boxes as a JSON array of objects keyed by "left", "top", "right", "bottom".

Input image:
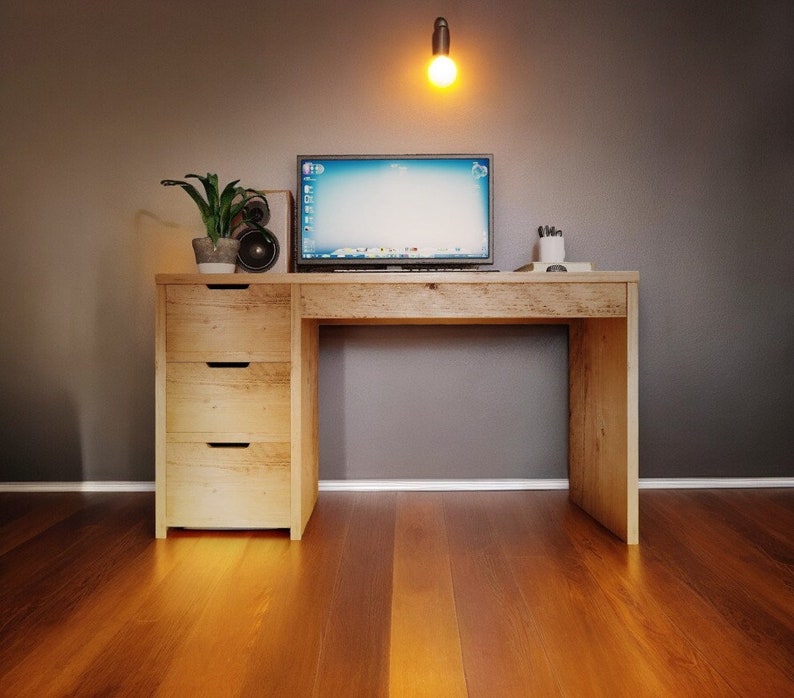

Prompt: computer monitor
[{"left": 295, "top": 154, "right": 493, "bottom": 271}]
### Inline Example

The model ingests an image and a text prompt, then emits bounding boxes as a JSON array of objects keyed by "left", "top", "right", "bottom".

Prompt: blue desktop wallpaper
[{"left": 299, "top": 157, "right": 491, "bottom": 260}]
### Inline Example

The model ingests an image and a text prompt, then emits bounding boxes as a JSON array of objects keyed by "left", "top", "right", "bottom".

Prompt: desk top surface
[{"left": 156, "top": 271, "right": 639, "bottom": 285}]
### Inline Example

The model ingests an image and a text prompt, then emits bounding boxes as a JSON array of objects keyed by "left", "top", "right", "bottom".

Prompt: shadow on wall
[
  {"left": 0, "top": 384, "right": 83, "bottom": 482},
  {"left": 135, "top": 210, "right": 197, "bottom": 274}
]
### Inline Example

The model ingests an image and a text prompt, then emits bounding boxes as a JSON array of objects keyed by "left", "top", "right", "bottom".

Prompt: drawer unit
[
  {"left": 165, "top": 283, "right": 291, "bottom": 361},
  {"left": 166, "top": 442, "right": 290, "bottom": 528},
  {"left": 156, "top": 280, "right": 294, "bottom": 536}
]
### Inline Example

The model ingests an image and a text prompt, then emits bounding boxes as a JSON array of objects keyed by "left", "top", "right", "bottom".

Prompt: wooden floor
[{"left": 1, "top": 489, "right": 792, "bottom": 697}]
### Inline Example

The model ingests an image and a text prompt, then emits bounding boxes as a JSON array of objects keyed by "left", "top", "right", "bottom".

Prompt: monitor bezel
[{"left": 294, "top": 153, "right": 494, "bottom": 272}]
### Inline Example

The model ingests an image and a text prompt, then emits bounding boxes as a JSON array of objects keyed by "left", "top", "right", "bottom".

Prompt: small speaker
[
  {"left": 237, "top": 227, "right": 280, "bottom": 272},
  {"left": 232, "top": 190, "right": 292, "bottom": 273}
]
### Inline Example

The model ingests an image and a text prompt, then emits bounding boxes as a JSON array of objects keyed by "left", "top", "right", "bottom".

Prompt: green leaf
[
  {"left": 217, "top": 180, "right": 242, "bottom": 238},
  {"left": 161, "top": 178, "right": 212, "bottom": 235},
  {"left": 206, "top": 212, "right": 220, "bottom": 246}
]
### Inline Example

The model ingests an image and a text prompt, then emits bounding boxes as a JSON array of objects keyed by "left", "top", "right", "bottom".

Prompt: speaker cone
[{"left": 236, "top": 227, "right": 279, "bottom": 272}]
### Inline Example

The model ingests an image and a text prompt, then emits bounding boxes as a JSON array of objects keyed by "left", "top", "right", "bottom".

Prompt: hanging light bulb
[{"left": 428, "top": 17, "right": 457, "bottom": 88}]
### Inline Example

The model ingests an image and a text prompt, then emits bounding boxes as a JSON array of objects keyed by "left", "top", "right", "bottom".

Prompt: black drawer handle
[
  {"left": 206, "top": 284, "right": 249, "bottom": 290},
  {"left": 207, "top": 442, "right": 251, "bottom": 449},
  {"left": 205, "top": 362, "right": 250, "bottom": 369}
]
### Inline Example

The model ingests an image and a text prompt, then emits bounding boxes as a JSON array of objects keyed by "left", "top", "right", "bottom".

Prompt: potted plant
[{"left": 160, "top": 173, "right": 269, "bottom": 273}]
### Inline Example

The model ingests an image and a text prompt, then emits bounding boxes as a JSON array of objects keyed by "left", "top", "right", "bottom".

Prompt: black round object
[
  {"left": 244, "top": 198, "right": 270, "bottom": 226},
  {"left": 236, "top": 227, "right": 279, "bottom": 272}
]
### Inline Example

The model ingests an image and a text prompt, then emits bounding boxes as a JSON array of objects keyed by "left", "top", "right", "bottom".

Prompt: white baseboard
[
  {"left": 319, "top": 479, "right": 570, "bottom": 492},
  {"left": 1, "top": 477, "right": 792, "bottom": 493},
  {"left": 0, "top": 481, "right": 156, "bottom": 493},
  {"left": 638, "top": 477, "right": 794, "bottom": 489}
]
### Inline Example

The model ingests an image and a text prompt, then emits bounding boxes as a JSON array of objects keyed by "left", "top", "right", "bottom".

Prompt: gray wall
[{"left": 0, "top": 0, "right": 791, "bottom": 482}]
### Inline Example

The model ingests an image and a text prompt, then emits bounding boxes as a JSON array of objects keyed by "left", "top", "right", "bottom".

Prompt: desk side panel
[
  {"left": 155, "top": 284, "right": 167, "bottom": 538},
  {"left": 626, "top": 282, "right": 639, "bottom": 541},
  {"left": 569, "top": 301, "right": 638, "bottom": 543},
  {"left": 291, "top": 295, "right": 319, "bottom": 539}
]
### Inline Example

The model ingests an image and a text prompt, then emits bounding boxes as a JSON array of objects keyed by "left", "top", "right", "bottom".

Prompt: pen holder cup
[{"left": 539, "top": 236, "right": 565, "bottom": 263}]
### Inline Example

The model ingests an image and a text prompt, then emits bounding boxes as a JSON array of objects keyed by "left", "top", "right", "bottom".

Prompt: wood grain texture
[
  {"left": 165, "top": 283, "right": 291, "bottom": 362},
  {"left": 569, "top": 314, "right": 638, "bottom": 543},
  {"left": 300, "top": 281, "right": 628, "bottom": 321},
  {"left": 156, "top": 272, "right": 638, "bottom": 542},
  {"left": 155, "top": 283, "right": 167, "bottom": 537},
  {"left": 166, "top": 442, "right": 290, "bottom": 528},
  {"left": 1, "top": 489, "right": 792, "bottom": 695},
  {"left": 157, "top": 271, "right": 640, "bottom": 285},
  {"left": 166, "top": 362, "right": 290, "bottom": 437},
  {"left": 389, "top": 494, "right": 467, "bottom": 697},
  {"left": 443, "top": 492, "right": 562, "bottom": 695},
  {"left": 312, "top": 493, "right": 397, "bottom": 695},
  {"left": 290, "top": 292, "right": 320, "bottom": 539}
]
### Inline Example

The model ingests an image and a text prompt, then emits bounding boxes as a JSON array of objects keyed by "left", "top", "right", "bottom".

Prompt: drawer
[
  {"left": 166, "top": 441, "right": 290, "bottom": 528},
  {"left": 166, "top": 284, "right": 291, "bottom": 361},
  {"left": 166, "top": 362, "right": 290, "bottom": 437}
]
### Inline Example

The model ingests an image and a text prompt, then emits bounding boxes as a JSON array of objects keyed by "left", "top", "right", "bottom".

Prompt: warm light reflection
[{"left": 427, "top": 55, "right": 457, "bottom": 88}]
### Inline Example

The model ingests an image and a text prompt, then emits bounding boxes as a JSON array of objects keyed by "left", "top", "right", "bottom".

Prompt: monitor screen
[{"left": 295, "top": 154, "right": 493, "bottom": 270}]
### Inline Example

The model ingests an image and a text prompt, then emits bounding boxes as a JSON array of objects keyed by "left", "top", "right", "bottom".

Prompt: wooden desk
[{"left": 155, "top": 272, "right": 639, "bottom": 543}]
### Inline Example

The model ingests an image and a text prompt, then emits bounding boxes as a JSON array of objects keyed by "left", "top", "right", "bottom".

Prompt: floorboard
[
  {"left": 389, "top": 494, "right": 467, "bottom": 697},
  {"left": 312, "top": 493, "right": 396, "bottom": 696},
  {"left": 444, "top": 492, "right": 560, "bottom": 695},
  {"left": 1, "top": 489, "right": 792, "bottom": 696}
]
